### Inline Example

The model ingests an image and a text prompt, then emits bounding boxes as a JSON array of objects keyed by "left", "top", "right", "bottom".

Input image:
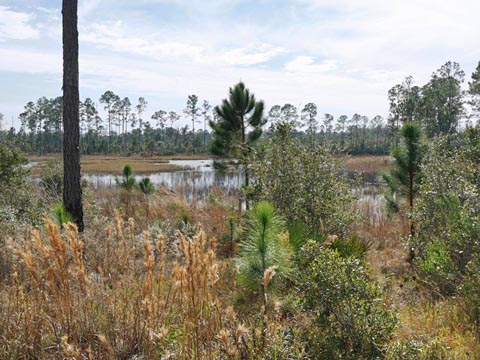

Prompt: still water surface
[{"left": 82, "top": 159, "right": 386, "bottom": 221}]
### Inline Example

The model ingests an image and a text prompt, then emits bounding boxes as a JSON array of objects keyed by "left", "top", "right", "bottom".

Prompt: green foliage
[
  {"left": 40, "top": 158, "right": 63, "bottom": 199},
  {"left": 251, "top": 127, "right": 356, "bottom": 238},
  {"left": 236, "top": 202, "right": 293, "bottom": 294},
  {"left": 386, "top": 340, "right": 445, "bottom": 359},
  {"left": 218, "top": 215, "right": 240, "bottom": 257},
  {"left": 419, "top": 61, "right": 465, "bottom": 137},
  {"left": 0, "top": 142, "right": 28, "bottom": 187},
  {"left": 388, "top": 76, "right": 421, "bottom": 130},
  {"left": 286, "top": 220, "right": 315, "bottom": 253},
  {"left": 383, "top": 121, "right": 423, "bottom": 212},
  {"left": 413, "top": 131, "right": 480, "bottom": 294},
  {"left": 226, "top": 215, "right": 239, "bottom": 243},
  {"left": 53, "top": 203, "right": 73, "bottom": 227},
  {"left": 210, "top": 82, "right": 266, "bottom": 207},
  {"left": 210, "top": 82, "right": 266, "bottom": 158},
  {"left": 138, "top": 177, "right": 155, "bottom": 195},
  {"left": 462, "top": 255, "right": 480, "bottom": 329},
  {"left": 388, "top": 62, "right": 465, "bottom": 140},
  {"left": 468, "top": 61, "right": 480, "bottom": 119},
  {"left": 330, "top": 233, "right": 370, "bottom": 259},
  {"left": 0, "top": 143, "right": 40, "bottom": 225},
  {"left": 298, "top": 242, "right": 397, "bottom": 359},
  {"left": 178, "top": 210, "right": 191, "bottom": 226},
  {"left": 115, "top": 164, "right": 136, "bottom": 191}
]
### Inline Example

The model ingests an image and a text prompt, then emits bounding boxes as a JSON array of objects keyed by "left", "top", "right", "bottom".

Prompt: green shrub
[
  {"left": 0, "top": 143, "right": 41, "bottom": 225},
  {"left": 236, "top": 201, "right": 293, "bottom": 295},
  {"left": 298, "top": 242, "right": 397, "bottom": 359},
  {"left": 386, "top": 340, "right": 445, "bottom": 359},
  {"left": 461, "top": 255, "right": 480, "bottom": 330},
  {"left": 40, "top": 158, "right": 63, "bottom": 199},
  {"left": 178, "top": 210, "right": 191, "bottom": 226},
  {"left": 53, "top": 203, "right": 73, "bottom": 227},
  {"left": 413, "top": 133, "right": 480, "bottom": 295},
  {"left": 286, "top": 220, "right": 325, "bottom": 253},
  {"left": 138, "top": 177, "right": 155, "bottom": 195},
  {"left": 251, "top": 129, "right": 356, "bottom": 238},
  {"left": 330, "top": 233, "right": 370, "bottom": 259}
]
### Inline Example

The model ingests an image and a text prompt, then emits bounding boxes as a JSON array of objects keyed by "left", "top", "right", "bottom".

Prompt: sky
[{"left": 0, "top": 0, "right": 479, "bottom": 129}]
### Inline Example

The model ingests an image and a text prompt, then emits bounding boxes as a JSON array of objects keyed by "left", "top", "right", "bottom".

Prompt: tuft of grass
[
  {"left": 53, "top": 203, "right": 73, "bottom": 227},
  {"left": 329, "top": 233, "right": 371, "bottom": 259}
]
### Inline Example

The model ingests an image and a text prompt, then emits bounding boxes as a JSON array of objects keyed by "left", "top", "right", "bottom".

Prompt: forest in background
[{"left": 1, "top": 60, "right": 479, "bottom": 156}]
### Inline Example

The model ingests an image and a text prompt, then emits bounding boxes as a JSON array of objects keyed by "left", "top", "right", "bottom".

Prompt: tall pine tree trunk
[{"left": 63, "top": 0, "right": 84, "bottom": 231}]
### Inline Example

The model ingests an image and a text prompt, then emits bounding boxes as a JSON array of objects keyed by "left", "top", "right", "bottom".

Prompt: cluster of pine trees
[{"left": 0, "top": 61, "right": 479, "bottom": 155}]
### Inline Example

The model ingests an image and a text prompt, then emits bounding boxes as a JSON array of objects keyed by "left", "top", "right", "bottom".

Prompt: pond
[
  {"left": 83, "top": 159, "right": 243, "bottom": 201},
  {"left": 82, "top": 158, "right": 386, "bottom": 219}
]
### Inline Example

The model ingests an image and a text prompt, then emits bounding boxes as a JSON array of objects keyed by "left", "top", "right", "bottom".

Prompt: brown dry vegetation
[
  {"left": 1, "top": 167, "right": 478, "bottom": 358},
  {"left": 0, "top": 186, "right": 306, "bottom": 358},
  {"left": 28, "top": 154, "right": 210, "bottom": 174},
  {"left": 28, "top": 154, "right": 389, "bottom": 175},
  {"left": 355, "top": 196, "right": 479, "bottom": 359},
  {"left": 340, "top": 155, "right": 391, "bottom": 174}
]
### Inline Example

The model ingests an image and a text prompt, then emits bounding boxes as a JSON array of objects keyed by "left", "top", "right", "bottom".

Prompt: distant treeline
[{"left": 0, "top": 60, "right": 479, "bottom": 155}]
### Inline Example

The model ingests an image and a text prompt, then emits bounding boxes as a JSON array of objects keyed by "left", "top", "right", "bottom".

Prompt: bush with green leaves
[
  {"left": 0, "top": 142, "right": 40, "bottom": 225},
  {"left": 40, "top": 158, "right": 63, "bottom": 199},
  {"left": 413, "top": 130, "right": 480, "bottom": 295},
  {"left": 298, "top": 242, "right": 397, "bottom": 359},
  {"left": 385, "top": 340, "right": 445, "bottom": 360},
  {"left": 251, "top": 125, "right": 356, "bottom": 238},
  {"left": 461, "top": 254, "right": 480, "bottom": 331}
]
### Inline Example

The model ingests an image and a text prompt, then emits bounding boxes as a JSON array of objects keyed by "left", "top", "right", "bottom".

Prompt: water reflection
[
  {"left": 83, "top": 159, "right": 243, "bottom": 202},
  {"left": 82, "top": 159, "right": 386, "bottom": 218}
]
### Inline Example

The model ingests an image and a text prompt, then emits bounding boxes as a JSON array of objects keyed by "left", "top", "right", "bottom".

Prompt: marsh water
[
  {"left": 82, "top": 159, "right": 387, "bottom": 221},
  {"left": 83, "top": 159, "right": 243, "bottom": 200}
]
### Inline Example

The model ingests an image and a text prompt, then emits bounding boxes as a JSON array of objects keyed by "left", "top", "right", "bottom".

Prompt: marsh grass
[
  {"left": 28, "top": 154, "right": 209, "bottom": 174},
  {"left": 0, "top": 206, "right": 300, "bottom": 358},
  {"left": 340, "top": 155, "right": 391, "bottom": 174},
  {"left": 1, "top": 163, "right": 479, "bottom": 358}
]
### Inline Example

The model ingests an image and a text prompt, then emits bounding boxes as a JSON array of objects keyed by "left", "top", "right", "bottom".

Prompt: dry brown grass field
[
  {"left": 1, "top": 155, "right": 478, "bottom": 359},
  {"left": 28, "top": 153, "right": 391, "bottom": 175},
  {"left": 339, "top": 155, "right": 391, "bottom": 174},
  {"left": 28, "top": 154, "right": 211, "bottom": 174}
]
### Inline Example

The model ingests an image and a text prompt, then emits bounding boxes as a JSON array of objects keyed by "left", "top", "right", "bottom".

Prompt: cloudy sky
[{"left": 0, "top": 0, "right": 479, "bottom": 128}]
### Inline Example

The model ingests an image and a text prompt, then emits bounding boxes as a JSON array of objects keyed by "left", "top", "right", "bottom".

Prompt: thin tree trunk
[
  {"left": 408, "top": 171, "right": 415, "bottom": 262},
  {"left": 62, "top": 0, "right": 84, "bottom": 231}
]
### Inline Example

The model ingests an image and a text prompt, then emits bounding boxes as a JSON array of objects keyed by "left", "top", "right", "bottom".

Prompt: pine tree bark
[{"left": 62, "top": 0, "right": 84, "bottom": 231}]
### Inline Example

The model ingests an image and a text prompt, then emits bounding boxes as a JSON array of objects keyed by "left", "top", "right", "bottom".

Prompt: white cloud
[
  {"left": 285, "top": 56, "right": 337, "bottom": 73},
  {"left": 221, "top": 44, "right": 285, "bottom": 66},
  {"left": 1, "top": 0, "right": 480, "bottom": 127},
  {"left": 0, "top": 6, "right": 38, "bottom": 41},
  {"left": 81, "top": 21, "right": 205, "bottom": 61},
  {"left": 0, "top": 47, "right": 60, "bottom": 74}
]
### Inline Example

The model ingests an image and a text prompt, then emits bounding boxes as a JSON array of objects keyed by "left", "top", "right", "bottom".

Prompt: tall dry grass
[{"left": 0, "top": 210, "right": 294, "bottom": 359}]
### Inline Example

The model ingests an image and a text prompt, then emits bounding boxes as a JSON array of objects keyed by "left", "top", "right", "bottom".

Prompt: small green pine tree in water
[
  {"left": 116, "top": 164, "right": 136, "bottom": 209},
  {"left": 115, "top": 164, "right": 136, "bottom": 191},
  {"left": 138, "top": 177, "right": 155, "bottom": 216}
]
